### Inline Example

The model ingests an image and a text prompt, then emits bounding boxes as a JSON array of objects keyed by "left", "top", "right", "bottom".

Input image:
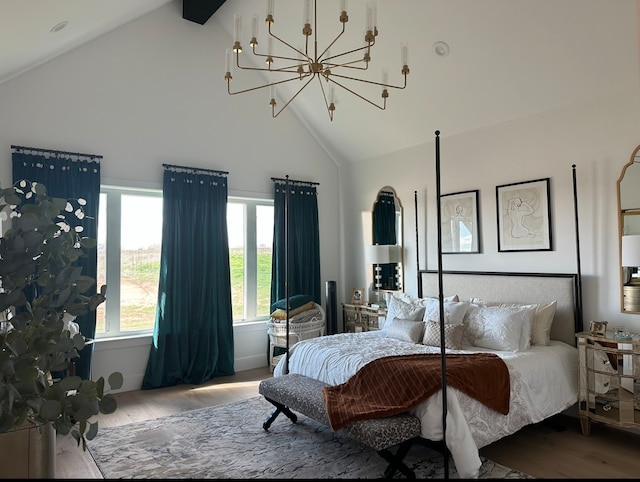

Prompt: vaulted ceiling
[{"left": 1, "top": 0, "right": 638, "bottom": 163}]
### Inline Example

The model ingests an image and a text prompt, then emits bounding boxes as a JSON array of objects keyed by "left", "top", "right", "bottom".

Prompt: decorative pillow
[
  {"left": 469, "top": 298, "right": 557, "bottom": 346},
  {"left": 384, "top": 317, "right": 425, "bottom": 344},
  {"left": 270, "top": 294, "right": 315, "bottom": 312},
  {"left": 530, "top": 301, "right": 557, "bottom": 346},
  {"left": 462, "top": 304, "right": 536, "bottom": 351},
  {"left": 384, "top": 296, "right": 426, "bottom": 327},
  {"left": 270, "top": 301, "right": 315, "bottom": 320},
  {"left": 422, "top": 321, "right": 465, "bottom": 349},
  {"left": 422, "top": 298, "right": 470, "bottom": 325}
]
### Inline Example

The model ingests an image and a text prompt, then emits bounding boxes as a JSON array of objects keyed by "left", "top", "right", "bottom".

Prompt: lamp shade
[
  {"left": 365, "top": 244, "right": 402, "bottom": 264},
  {"left": 622, "top": 234, "right": 640, "bottom": 267}
]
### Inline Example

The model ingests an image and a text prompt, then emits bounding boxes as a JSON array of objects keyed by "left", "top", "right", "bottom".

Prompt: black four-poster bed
[{"left": 265, "top": 133, "right": 584, "bottom": 479}]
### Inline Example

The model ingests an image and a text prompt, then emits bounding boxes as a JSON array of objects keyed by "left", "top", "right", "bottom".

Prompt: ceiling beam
[{"left": 183, "top": 0, "right": 226, "bottom": 25}]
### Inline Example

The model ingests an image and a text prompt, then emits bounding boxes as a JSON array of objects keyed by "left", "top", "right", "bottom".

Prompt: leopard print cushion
[{"left": 259, "top": 374, "right": 421, "bottom": 451}]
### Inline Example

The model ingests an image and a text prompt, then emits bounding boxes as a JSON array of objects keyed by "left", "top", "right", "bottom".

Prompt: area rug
[{"left": 88, "top": 395, "right": 533, "bottom": 479}]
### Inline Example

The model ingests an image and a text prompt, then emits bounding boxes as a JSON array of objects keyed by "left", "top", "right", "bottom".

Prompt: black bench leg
[
  {"left": 262, "top": 397, "right": 298, "bottom": 430},
  {"left": 379, "top": 439, "right": 416, "bottom": 479}
]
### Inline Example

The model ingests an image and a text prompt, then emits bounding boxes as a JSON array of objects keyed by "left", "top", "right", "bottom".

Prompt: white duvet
[{"left": 273, "top": 331, "right": 578, "bottom": 479}]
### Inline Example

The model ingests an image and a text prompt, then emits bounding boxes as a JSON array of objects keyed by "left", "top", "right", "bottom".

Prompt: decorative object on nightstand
[
  {"left": 575, "top": 331, "right": 640, "bottom": 436},
  {"left": 351, "top": 288, "right": 364, "bottom": 305},
  {"left": 365, "top": 244, "right": 402, "bottom": 306},
  {"left": 589, "top": 320, "right": 608, "bottom": 336}
]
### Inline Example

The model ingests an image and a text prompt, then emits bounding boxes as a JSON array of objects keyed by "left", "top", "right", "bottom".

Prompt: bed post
[
  {"left": 415, "top": 190, "right": 422, "bottom": 296},
  {"left": 571, "top": 164, "right": 584, "bottom": 330},
  {"left": 285, "top": 175, "right": 290, "bottom": 375},
  {"left": 434, "top": 130, "right": 450, "bottom": 479}
]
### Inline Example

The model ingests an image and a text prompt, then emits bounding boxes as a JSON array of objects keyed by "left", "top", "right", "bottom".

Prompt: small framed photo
[
  {"left": 351, "top": 288, "right": 364, "bottom": 305},
  {"left": 496, "top": 178, "right": 552, "bottom": 252},
  {"left": 589, "top": 321, "right": 608, "bottom": 336},
  {"left": 440, "top": 190, "right": 480, "bottom": 253}
]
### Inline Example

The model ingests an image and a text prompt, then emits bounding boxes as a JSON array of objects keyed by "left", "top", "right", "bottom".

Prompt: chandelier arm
[
  {"left": 235, "top": 51, "right": 309, "bottom": 73},
  {"left": 272, "top": 75, "right": 318, "bottom": 117},
  {"left": 267, "top": 23, "right": 310, "bottom": 64},
  {"left": 329, "top": 73, "right": 408, "bottom": 90},
  {"left": 316, "top": 75, "right": 333, "bottom": 119},
  {"left": 317, "top": 23, "right": 346, "bottom": 60},
  {"left": 323, "top": 41, "right": 373, "bottom": 65},
  {"left": 228, "top": 74, "right": 313, "bottom": 96},
  {"left": 250, "top": 46, "right": 309, "bottom": 65},
  {"left": 323, "top": 58, "right": 371, "bottom": 71},
  {"left": 328, "top": 78, "right": 387, "bottom": 111}
]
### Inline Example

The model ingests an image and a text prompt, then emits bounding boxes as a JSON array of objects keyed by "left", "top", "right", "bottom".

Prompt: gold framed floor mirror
[{"left": 617, "top": 144, "right": 640, "bottom": 313}]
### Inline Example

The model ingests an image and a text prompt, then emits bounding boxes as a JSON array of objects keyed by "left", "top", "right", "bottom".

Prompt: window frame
[{"left": 97, "top": 186, "right": 273, "bottom": 340}]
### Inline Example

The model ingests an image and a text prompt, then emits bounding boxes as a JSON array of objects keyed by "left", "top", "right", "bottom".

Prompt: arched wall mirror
[
  {"left": 369, "top": 186, "right": 403, "bottom": 299},
  {"left": 617, "top": 144, "right": 640, "bottom": 313}
]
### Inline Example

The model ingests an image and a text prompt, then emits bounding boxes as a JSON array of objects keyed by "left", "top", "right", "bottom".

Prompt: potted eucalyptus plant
[{"left": 0, "top": 180, "right": 122, "bottom": 477}]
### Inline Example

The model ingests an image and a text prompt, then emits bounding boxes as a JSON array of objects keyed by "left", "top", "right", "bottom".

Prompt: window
[
  {"left": 96, "top": 188, "right": 273, "bottom": 339},
  {"left": 228, "top": 199, "right": 274, "bottom": 321},
  {"left": 96, "top": 187, "right": 162, "bottom": 338}
]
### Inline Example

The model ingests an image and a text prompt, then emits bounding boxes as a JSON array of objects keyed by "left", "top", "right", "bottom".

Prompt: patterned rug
[{"left": 89, "top": 395, "right": 533, "bottom": 479}]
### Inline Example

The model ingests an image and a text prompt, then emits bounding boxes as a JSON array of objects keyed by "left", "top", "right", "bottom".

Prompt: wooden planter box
[{"left": 0, "top": 422, "right": 55, "bottom": 478}]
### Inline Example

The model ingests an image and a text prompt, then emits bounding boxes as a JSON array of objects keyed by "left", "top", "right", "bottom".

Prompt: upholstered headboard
[{"left": 418, "top": 270, "right": 581, "bottom": 346}]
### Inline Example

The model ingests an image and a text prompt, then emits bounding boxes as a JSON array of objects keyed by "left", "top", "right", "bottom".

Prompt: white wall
[
  {"left": 342, "top": 89, "right": 640, "bottom": 336},
  {"left": 0, "top": 2, "right": 342, "bottom": 392}
]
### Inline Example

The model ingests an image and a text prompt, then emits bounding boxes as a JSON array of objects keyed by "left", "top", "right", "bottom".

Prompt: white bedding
[{"left": 273, "top": 331, "right": 578, "bottom": 479}]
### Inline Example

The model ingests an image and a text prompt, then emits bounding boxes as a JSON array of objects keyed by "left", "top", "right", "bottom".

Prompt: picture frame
[
  {"left": 351, "top": 288, "right": 364, "bottom": 305},
  {"left": 496, "top": 178, "right": 552, "bottom": 252},
  {"left": 589, "top": 321, "right": 608, "bottom": 336},
  {"left": 440, "top": 190, "right": 480, "bottom": 253}
]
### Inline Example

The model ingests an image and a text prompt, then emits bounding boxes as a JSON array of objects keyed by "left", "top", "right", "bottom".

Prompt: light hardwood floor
[{"left": 56, "top": 366, "right": 640, "bottom": 479}]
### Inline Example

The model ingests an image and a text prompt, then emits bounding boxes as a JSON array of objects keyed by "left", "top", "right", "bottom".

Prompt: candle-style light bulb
[
  {"left": 303, "top": 0, "right": 312, "bottom": 25},
  {"left": 401, "top": 41, "right": 408, "bottom": 66},
  {"left": 225, "top": 48, "right": 232, "bottom": 73},
  {"left": 233, "top": 14, "right": 242, "bottom": 43}
]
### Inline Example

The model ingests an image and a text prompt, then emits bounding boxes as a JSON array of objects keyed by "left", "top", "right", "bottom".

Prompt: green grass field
[{"left": 96, "top": 248, "right": 272, "bottom": 334}]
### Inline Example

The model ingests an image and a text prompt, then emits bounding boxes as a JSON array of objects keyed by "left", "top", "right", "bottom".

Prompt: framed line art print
[
  {"left": 440, "top": 190, "right": 480, "bottom": 253},
  {"left": 496, "top": 178, "right": 552, "bottom": 252}
]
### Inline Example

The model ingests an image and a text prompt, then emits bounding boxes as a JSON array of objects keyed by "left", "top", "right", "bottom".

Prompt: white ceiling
[{"left": 1, "top": 0, "right": 638, "bottom": 163}]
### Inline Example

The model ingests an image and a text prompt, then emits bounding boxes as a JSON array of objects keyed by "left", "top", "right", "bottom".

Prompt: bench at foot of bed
[{"left": 258, "top": 373, "right": 427, "bottom": 479}]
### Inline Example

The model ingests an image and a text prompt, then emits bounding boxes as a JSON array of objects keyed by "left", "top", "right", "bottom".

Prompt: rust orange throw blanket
[{"left": 322, "top": 353, "right": 510, "bottom": 431}]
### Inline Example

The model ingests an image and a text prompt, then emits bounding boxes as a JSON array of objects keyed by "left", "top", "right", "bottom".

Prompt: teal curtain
[
  {"left": 142, "top": 165, "right": 234, "bottom": 389},
  {"left": 372, "top": 190, "right": 398, "bottom": 290},
  {"left": 12, "top": 145, "right": 101, "bottom": 380},
  {"left": 270, "top": 178, "right": 321, "bottom": 307}
]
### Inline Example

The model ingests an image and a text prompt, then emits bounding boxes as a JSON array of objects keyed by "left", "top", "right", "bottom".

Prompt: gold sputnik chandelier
[{"left": 224, "top": 0, "right": 409, "bottom": 121}]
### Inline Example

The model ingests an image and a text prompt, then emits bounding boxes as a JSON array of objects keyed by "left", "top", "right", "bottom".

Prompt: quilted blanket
[{"left": 322, "top": 352, "right": 510, "bottom": 431}]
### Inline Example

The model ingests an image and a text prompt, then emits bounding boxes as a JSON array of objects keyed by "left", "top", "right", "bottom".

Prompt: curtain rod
[
  {"left": 271, "top": 176, "right": 320, "bottom": 186},
  {"left": 11, "top": 144, "right": 103, "bottom": 159},
  {"left": 162, "top": 163, "right": 228, "bottom": 175}
]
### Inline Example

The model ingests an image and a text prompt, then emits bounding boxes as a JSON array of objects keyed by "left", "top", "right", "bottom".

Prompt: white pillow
[
  {"left": 422, "top": 321, "right": 465, "bottom": 349},
  {"left": 463, "top": 304, "right": 536, "bottom": 351},
  {"left": 422, "top": 298, "right": 470, "bottom": 325},
  {"left": 384, "top": 295, "right": 426, "bottom": 327},
  {"left": 530, "top": 301, "right": 557, "bottom": 346},
  {"left": 385, "top": 317, "right": 425, "bottom": 344},
  {"left": 470, "top": 298, "right": 557, "bottom": 346}
]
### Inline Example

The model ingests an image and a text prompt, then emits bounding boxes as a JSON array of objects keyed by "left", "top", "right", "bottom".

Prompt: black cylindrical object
[{"left": 325, "top": 281, "right": 338, "bottom": 335}]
